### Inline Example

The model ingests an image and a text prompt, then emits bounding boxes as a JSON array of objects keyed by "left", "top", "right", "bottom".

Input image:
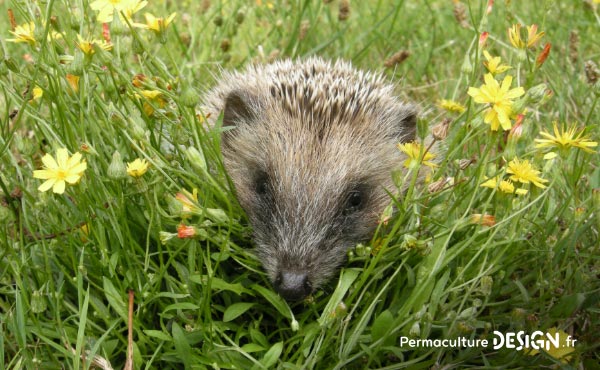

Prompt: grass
[{"left": 0, "top": 0, "right": 599, "bottom": 368}]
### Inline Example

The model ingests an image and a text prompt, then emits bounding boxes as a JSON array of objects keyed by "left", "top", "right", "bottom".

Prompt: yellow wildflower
[
  {"left": 534, "top": 122, "right": 598, "bottom": 159},
  {"left": 508, "top": 24, "right": 525, "bottom": 49},
  {"left": 470, "top": 214, "right": 496, "bottom": 227},
  {"left": 90, "top": 0, "right": 148, "bottom": 23},
  {"left": 467, "top": 73, "right": 525, "bottom": 131},
  {"left": 526, "top": 24, "right": 545, "bottom": 48},
  {"left": 480, "top": 176, "right": 528, "bottom": 195},
  {"left": 76, "top": 34, "right": 112, "bottom": 55},
  {"left": 397, "top": 141, "right": 437, "bottom": 169},
  {"left": 31, "top": 86, "right": 44, "bottom": 101},
  {"left": 506, "top": 158, "right": 548, "bottom": 189},
  {"left": 508, "top": 24, "right": 545, "bottom": 49},
  {"left": 482, "top": 50, "right": 511, "bottom": 75},
  {"left": 438, "top": 99, "right": 466, "bottom": 114},
  {"left": 7, "top": 22, "right": 36, "bottom": 46},
  {"left": 136, "top": 12, "right": 177, "bottom": 34},
  {"left": 126, "top": 158, "right": 149, "bottom": 177},
  {"left": 138, "top": 89, "right": 167, "bottom": 115},
  {"left": 33, "top": 148, "right": 87, "bottom": 194},
  {"left": 175, "top": 188, "right": 202, "bottom": 218},
  {"left": 66, "top": 74, "right": 80, "bottom": 93},
  {"left": 525, "top": 327, "right": 575, "bottom": 363}
]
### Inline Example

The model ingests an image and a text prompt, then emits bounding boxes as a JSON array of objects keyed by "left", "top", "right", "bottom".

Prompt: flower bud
[
  {"left": 431, "top": 118, "right": 450, "bottom": 141},
  {"left": 511, "top": 95, "right": 529, "bottom": 115},
  {"left": 166, "top": 194, "right": 183, "bottom": 215},
  {"left": 132, "top": 37, "right": 146, "bottom": 54},
  {"left": 526, "top": 83, "right": 548, "bottom": 104},
  {"left": 4, "top": 57, "right": 19, "bottom": 73},
  {"left": 185, "top": 146, "right": 207, "bottom": 172},
  {"left": 111, "top": 12, "right": 128, "bottom": 36},
  {"left": 213, "top": 15, "right": 224, "bottom": 27},
  {"left": 461, "top": 54, "right": 473, "bottom": 74},
  {"left": 479, "top": 276, "right": 493, "bottom": 296},
  {"left": 31, "top": 290, "right": 47, "bottom": 313},
  {"left": 180, "top": 86, "right": 198, "bottom": 108},
  {"left": 235, "top": 10, "right": 245, "bottom": 24},
  {"left": 108, "top": 104, "right": 125, "bottom": 126},
  {"left": 206, "top": 208, "right": 228, "bottom": 224},
  {"left": 108, "top": 151, "right": 128, "bottom": 180},
  {"left": 290, "top": 319, "right": 299, "bottom": 332},
  {"left": 94, "top": 43, "right": 113, "bottom": 65},
  {"left": 159, "top": 231, "right": 177, "bottom": 245},
  {"left": 409, "top": 321, "right": 421, "bottom": 337}
]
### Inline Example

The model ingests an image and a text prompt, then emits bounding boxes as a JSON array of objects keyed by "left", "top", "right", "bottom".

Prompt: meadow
[{"left": 0, "top": 0, "right": 599, "bottom": 368}]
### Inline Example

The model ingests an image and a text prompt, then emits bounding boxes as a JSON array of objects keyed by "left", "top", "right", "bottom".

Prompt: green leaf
[
  {"left": 250, "top": 285, "right": 291, "bottom": 319},
  {"left": 260, "top": 341, "right": 283, "bottom": 368},
  {"left": 240, "top": 343, "right": 265, "bottom": 353},
  {"left": 103, "top": 277, "right": 127, "bottom": 320},
  {"left": 74, "top": 287, "right": 90, "bottom": 370},
  {"left": 143, "top": 330, "right": 172, "bottom": 342},
  {"left": 371, "top": 309, "right": 393, "bottom": 343},
  {"left": 163, "top": 302, "right": 200, "bottom": 312},
  {"left": 318, "top": 269, "right": 360, "bottom": 327},
  {"left": 223, "top": 302, "right": 255, "bottom": 322},
  {"left": 190, "top": 275, "right": 250, "bottom": 296},
  {"left": 172, "top": 322, "right": 193, "bottom": 369}
]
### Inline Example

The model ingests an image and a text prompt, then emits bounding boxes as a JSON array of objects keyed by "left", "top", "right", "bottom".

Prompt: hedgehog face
[
  {"left": 202, "top": 58, "right": 418, "bottom": 301},
  {"left": 218, "top": 83, "right": 416, "bottom": 301}
]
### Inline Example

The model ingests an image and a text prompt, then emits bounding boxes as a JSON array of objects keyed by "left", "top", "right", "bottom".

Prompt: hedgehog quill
[{"left": 203, "top": 57, "right": 418, "bottom": 301}]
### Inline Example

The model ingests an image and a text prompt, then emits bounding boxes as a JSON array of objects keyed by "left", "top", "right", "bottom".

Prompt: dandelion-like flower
[
  {"left": 506, "top": 158, "right": 548, "bottom": 189},
  {"left": 482, "top": 50, "right": 511, "bottom": 75},
  {"left": 438, "top": 99, "right": 466, "bottom": 114},
  {"left": 90, "top": 0, "right": 148, "bottom": 23},
  {"left": 76, "top": 34, "right": 112, "bottom": 55},
  {"left": 137, "top": 89, "right": 167, "bottom": 115},
  {"left": 136, "top": 13, "right": 177, "bottom": 35},
  {"left": 33, "top": 148, "right": 87, "bottom": 194},
  {"left": 481, "top": 176, "right": 528, "bottom": 195},
  {"left": 467, "top": 73, "right": 525, "bottom": 131},
  {"left": 508, "top": 24, "right": 545, "bottom": 49},
  {"left": 127, "top": 158, "right": 149, "bottom": 177},
  {"left": 175, "top": 188, "right": 202, "bottom": 218},
  {"left": 31, "top": 86, "right": 44, "bottom": 101},
  {"left": 534, "top": 122, "right": 598, "bottom": 159},
  {"left": 397, "top": 141, "right": 437, "bottom": 169},
  {"left": 508, "top": 24, "right": 525, "bottom": 49},
  {"left": 525, "top": 25, "right": 545, "bottom": 48},
  {"left": 7, "top": 22, "right": 37, "bottom": 45}
]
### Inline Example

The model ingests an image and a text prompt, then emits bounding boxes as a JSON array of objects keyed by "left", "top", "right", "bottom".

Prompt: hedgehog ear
[
  {"left": 223, "top": 90, "right": 258, "bottom": 128},
  {"left": 396, "top": 106, "right": 417, "bottom": 142}
]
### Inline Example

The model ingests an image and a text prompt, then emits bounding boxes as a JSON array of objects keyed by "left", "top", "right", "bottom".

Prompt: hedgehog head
[{"left": 211, "top": 58, "right": 417, "bottom": 301}]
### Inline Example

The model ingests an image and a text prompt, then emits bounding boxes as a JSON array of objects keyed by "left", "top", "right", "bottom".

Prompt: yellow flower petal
[
  {"left": 38, "top": 179, "right": 56, "bottom": 192},
  {"left": 41, "top": 153, "right": 59, "bottom": 169},
  {"left": 52, "top": 180, "right": 66, "bottom": 194}
]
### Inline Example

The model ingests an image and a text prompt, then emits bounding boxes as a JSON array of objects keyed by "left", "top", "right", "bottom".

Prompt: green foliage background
[{"left": 0, "top": 0, "right": 599, "bottom": 368}]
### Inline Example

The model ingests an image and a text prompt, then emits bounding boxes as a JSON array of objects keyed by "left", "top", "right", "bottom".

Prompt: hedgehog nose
[{"left": 275, "top": 271, "right": 312, "bottom": 301}]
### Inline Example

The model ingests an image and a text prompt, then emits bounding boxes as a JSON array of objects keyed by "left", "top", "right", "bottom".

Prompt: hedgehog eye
[
  {"left": 254, "top": 173, "right": 269, "bottom": 196},
  {"left": 343, "top": 190, "right": 364, "bottom": 215}
]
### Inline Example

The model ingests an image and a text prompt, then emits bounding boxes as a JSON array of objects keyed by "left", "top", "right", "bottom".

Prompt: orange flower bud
[
  {"left": 536, "top": 43, "right": 551, "bottom": 68},
  {"left": 177, "top": 224, "right": 196, "bottom": 239}
]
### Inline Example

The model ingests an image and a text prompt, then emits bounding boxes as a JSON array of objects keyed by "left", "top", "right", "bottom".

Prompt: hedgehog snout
[{"left": 274, "top": 270, "right": 313, "bottom": 301}]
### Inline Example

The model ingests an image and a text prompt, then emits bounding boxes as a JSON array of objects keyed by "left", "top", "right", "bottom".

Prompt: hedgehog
[{"left": 202, "top": 57, "right": 417, "bottom": 301}]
